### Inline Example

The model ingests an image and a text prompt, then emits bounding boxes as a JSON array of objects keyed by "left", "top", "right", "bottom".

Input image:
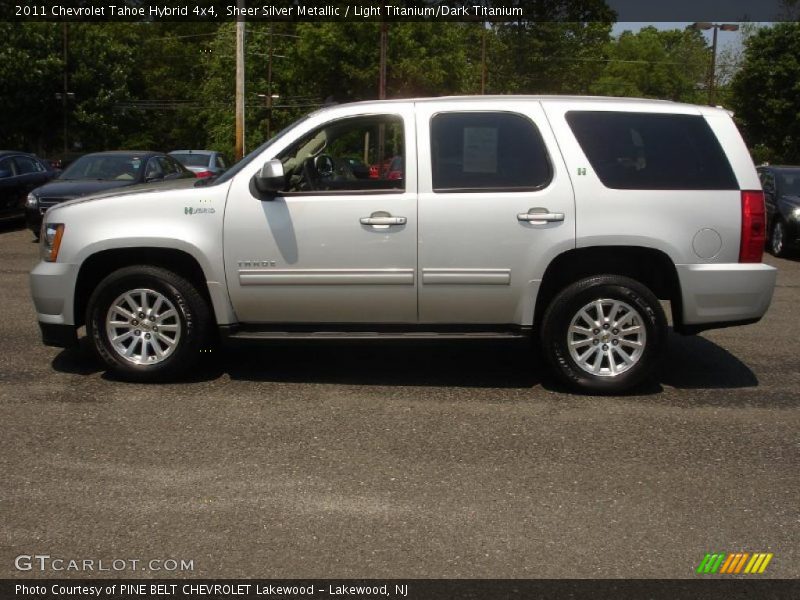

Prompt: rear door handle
[
  {"left": 517, "top": 208, "right": 564, "bottom": 223},
  {"left": 360, "top": 213, "right": 407, "bottom": 227}
]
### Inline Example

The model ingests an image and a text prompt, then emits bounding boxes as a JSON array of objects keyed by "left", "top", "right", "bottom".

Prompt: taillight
[
  {"left": 194, "top": 170, "right": 214, "bottom": 178},
  {"left": 739, "top": 190, "right": 766, "bottom": 263}
]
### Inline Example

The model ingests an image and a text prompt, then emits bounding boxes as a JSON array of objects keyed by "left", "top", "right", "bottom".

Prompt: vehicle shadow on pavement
[
  {"left": 222, "top": 341, "right": 543, "bottom": 389},
  {"left": 50, "top": 331, "right": 757, "bottom": 392},
  {"left": 658, "top": 331, "right": 758, "bottom": 389}
]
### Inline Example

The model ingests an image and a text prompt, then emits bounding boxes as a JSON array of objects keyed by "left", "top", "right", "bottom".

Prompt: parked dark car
[
  {"left": 169, "top": 150, "right": 227, "bottom": 178},
  {"left": 758, "top": 165, "right": 800, "bottom": 257},
  {"left": 26, "top": 151, "right": 195, "bottom": 237},
  {"left": 0, "top": 151, "right": 59, "bottom": 225}
]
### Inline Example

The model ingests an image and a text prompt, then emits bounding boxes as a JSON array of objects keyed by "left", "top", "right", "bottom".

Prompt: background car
[
  {"left": 0, "top": 151, "right": 59, "bottom": 226},
  {"left": 169, "top": 150, "right": 227, "bottom": 178},
  {"left": 26, "top": 151, "right": 195, "bottom": 237},
  {"left": 341, "top": 156, "right": 371, "bottom": 179},
  {"left": 758, "top": 165, "right": 800, "bottom": 257}
]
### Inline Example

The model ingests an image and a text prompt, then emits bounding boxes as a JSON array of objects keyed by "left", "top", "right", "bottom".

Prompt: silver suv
[{"left": 30, "top": 97, "right": 777, "bottom": 393}]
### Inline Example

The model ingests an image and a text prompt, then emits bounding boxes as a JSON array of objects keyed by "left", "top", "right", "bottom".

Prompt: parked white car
[{"left": 30, "top": 96, "right": 777, "bottom": 393}]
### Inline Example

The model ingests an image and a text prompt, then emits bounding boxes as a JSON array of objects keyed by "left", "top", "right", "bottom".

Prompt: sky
[{"left": 611, "top": 21, "right": 748, "bottom": 52}]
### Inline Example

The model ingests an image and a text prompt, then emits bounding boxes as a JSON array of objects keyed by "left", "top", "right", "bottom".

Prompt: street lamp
[{"left": 691, "top": 22, "right": 740, "bottom": 105}]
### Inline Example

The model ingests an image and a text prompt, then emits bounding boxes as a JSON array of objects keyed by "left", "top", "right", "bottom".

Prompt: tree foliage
[
  {"left": 731, "top": 23, "right": 800, "bottom": 164},
  {"left": 590, "top": 26, "right": 709, "bottom": 103}
]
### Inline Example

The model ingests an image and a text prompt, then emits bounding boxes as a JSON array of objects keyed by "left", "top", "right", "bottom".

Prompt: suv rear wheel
[
  {"left": 86, "top": 265, "right": 210, "bottom": 381},
  {"left": 540, "top": 275, "right": 667, "bottom": 394},
  {"left": 769, "top": 219, "right": 789, "bottom": 257}
]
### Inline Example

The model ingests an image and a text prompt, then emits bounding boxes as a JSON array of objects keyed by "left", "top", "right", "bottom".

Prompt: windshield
[
  {"left": 60, "top": 154, "right": 145, "bottom": 181},
  {"left": 779, "top": 170, "right": 800, "bottom": 196},
  {"left": 202, "top": 112, "right": 315, "bottom": 187},
  {"left": 172, "top": 153, "right": 211, "bottom": 168}
]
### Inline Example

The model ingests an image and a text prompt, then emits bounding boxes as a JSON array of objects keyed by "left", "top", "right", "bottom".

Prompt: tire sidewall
[
  {"left": 542, "top": 277, "right": 667, "bottom": 394},
  {"left": 87, "top": 268, "right": 203, "bottom": 380},
  {"left": 771, "top": 219, "right": 785, "bottom": 257}
]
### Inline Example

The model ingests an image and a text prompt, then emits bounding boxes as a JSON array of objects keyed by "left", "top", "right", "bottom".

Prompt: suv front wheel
[
  {"left": 540, "top": 275, "right": 667, "bottom": 394},
  {"left": 86, "top": 265, "right": 210, "bottom": 381}
]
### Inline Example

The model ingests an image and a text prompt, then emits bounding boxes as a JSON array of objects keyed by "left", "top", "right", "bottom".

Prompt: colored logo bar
[{"left": 697, "top": 552, "right": 773, "bottom": 574}]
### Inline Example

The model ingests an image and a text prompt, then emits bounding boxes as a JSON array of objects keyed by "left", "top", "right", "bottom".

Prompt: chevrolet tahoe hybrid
[{"left": 30, "top": 96, "right": 777, "bottom": 393}]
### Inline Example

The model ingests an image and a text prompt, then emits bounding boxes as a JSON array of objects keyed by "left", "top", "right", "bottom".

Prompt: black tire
[
  {"left": 540, "top": 275, "right": 667, "bottom": 395},
  {"left": 86, "top": 265, "right": 211, "bottom": 382},
  {"left": 769, "top": 219, "right": 789, "bottom": 258}
]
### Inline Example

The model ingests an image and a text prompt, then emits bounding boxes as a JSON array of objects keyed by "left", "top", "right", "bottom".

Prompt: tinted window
[
  {"left": 279, "top": 115, "right": 404, "bottom": 193},
  {"left": 145, "top": 158, "right": 162, "bottom": 180},
  {"left": 430, "top": 112, "right": 551, "bottom": 192},
  {"left": 778, "top": 170, "right": 800, "bottom": 196},
  {"left": 0, "top": 157, "right": 16, "bottom": 178},
  {"left": 61, "top": 154, "right": 144, "bottom": 181},
  {"left": 566, "top": 111, "right": 737, "bottom": 190},
  {"left": 172, "top": 153, "right": 211, "bottom": 168},
  {"left": 14, "top": 155, "right": 44, "bottom": 174}
]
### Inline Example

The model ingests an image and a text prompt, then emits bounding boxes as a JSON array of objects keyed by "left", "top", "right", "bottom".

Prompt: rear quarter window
[{"left": 565, "top": 111, "right": 738, "bottom": 191}]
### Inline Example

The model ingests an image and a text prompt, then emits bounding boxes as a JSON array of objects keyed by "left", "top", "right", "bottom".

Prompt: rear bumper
[{"left": 675, "top": 263, "right": 777, "bottom": 333}]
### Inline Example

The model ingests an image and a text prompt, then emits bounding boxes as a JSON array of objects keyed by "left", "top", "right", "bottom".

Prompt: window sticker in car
[{"left": 463, "top": 127, "right": 498, "bottom": 173}]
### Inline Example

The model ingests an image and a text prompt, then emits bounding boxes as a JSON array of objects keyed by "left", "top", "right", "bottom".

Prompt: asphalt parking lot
[{"left": 1, "top": 222, "right": 798, "bottom": 579}]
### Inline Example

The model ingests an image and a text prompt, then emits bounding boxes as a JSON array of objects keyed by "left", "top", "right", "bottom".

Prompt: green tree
[
  {"left": 198, "top": 22, "right": 479, "bottom": 157},
  {"left": 590, "top": 26, "right": 709, "bottom": 102},
  {"left": 486, "top": 0, "right": 614, "bottom": 94},
  {"left": 0, "top": 23, "right": 63, "bottom": 154},
  {"left": 731, "top": 23, "right": 800, "bottom": 163}
]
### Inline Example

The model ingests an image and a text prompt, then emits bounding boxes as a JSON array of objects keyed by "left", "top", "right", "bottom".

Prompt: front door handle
[
  {"left": 517, "top": 208, "right": 564, "bottom": 223},
  {"left": 360, "top": 212, "right": 407, "bottom": 228}
]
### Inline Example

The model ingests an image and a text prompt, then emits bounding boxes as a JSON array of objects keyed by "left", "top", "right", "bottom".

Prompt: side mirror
[{"left": 253, "top": 159, "right": 285, "bottom": 197}]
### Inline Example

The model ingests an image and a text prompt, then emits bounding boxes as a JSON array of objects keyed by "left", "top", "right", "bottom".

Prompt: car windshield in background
[
  {"left": 172, "top": 154, "right": 211, "bottom": 168},
  {"left": 60, "top": 154, "right": 144, "bottom": 181},
  {"left": 206, "top": 112, "right": 315, "bottom": 187},
  {"left": 779, "top": 170, "right": 800, "bottom": 196}
]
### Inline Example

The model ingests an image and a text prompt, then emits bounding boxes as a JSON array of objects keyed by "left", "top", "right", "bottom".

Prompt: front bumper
[
  {"left": 30, "top": 260, "right": 79, "bottom": 346},
  {"left": 675, "top": 262, "right": 777, "bottom": 333}
]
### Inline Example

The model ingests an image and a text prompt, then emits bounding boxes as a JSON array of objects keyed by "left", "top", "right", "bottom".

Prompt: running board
[{"left": 223, "top": 328, "right": 528, "bottom": 342}]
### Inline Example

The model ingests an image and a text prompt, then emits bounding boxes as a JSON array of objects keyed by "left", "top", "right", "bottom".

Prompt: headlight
[
  {"left": 792, "top": 207, "right": 800, "bottom": 221},
  {"left": 25, "top": 193, "right": 38, "bottom": 208},
  {"left": 41, "top": 223, "right": 65, "bottom": 262}
]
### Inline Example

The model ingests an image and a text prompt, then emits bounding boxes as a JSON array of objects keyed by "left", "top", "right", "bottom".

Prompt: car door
[
  {"left": 0, "top": 156, "right": 20, "bottom": 215},
  {"left": 415, "top": 100, "right": 575, "bottom": 325},
  {"left": 223, "top": 106, "right": 417, "bottom": 324}
]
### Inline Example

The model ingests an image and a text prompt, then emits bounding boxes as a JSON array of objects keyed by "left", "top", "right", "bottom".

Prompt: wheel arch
[
  {"left": 74, "top": 247, "right": 222, "bottom": 328},
  {"left": 533, "top": 246, "right": 683, "bottom": 332}
]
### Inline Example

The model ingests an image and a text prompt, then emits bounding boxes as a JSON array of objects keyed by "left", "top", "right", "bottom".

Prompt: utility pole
[
  {"left": 267, "top": 24, "right": 273, "bottom": 139},
  {"left": 691, "top": 22, "right": 740, "bottom": 106},
  {"left": 235, "top": 5, "right": 246, "bottom": 160},
  {"left": 62, "top": 23, "right": 68, "bottom": 157},
  {"left": 480, "top": 26, "right": 487, "bottom": 95},
  {"left": 378, "top": 22, "right": 387, "bottom": 100}
]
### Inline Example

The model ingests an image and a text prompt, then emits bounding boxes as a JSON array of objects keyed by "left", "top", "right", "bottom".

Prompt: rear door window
[
  {"left": 430, "top": 112, "right": 552, "bottom": 192},
  {"left": 565, "top": 111, "right": 737, "bottom": 190}
]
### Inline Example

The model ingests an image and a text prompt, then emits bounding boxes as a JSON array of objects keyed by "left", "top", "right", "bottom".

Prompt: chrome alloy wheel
[
  {"left": 105, "top": 288, "right": 182, "bottom": 365},
  {"left": 567, "top": 299, "right": 647, "bottom": 377},
  {"left": 772, "top": 220, "right": 784, "bottom": 256}
]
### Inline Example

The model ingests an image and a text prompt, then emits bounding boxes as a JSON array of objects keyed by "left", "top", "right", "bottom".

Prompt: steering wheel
[{"left": 300, "top": 156, "right": 321, "bottom": 191}]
